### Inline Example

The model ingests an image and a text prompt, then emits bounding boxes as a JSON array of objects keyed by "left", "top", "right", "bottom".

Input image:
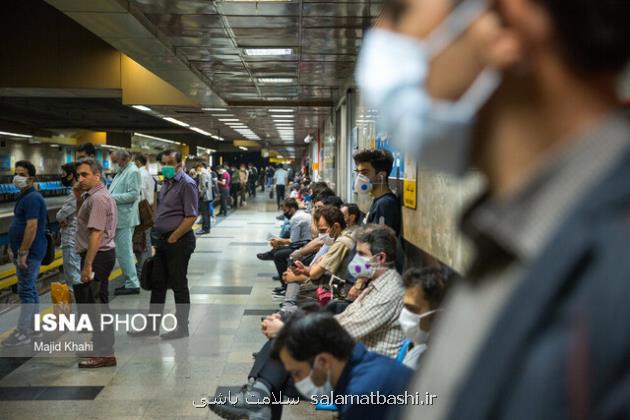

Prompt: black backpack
[{"left": 41, "top": 230, "right": 55, "bottom": 265}]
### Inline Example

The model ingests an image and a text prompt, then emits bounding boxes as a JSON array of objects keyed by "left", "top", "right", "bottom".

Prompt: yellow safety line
[
  {"left": 0, "top": 267, "right": 123, "bottom": 340},
  {"left": 0, "top": 250, "right": 63, "bottom": 283}
]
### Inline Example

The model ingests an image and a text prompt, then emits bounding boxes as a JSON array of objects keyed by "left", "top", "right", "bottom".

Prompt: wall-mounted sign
[{"left": 403, "top": 157, "right": 417, "bottom": 210}]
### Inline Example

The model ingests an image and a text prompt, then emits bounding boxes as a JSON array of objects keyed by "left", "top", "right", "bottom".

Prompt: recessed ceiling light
[
  {"left": 271, "top": 115, "right": 294, "bottom": 118},
  {"left": 244, "top": 48, "right": 293, "bottom": 56},
  {"left": 163, "top": 117, "right": 190, "bottom": 127},
  {"left": 269, "top": 109, "right": 294, "bottom": 113},
  {"left": 132, "top": 105, "right": 152, "bottom": 112},
  {"left": 258, "top": 78, "right": 293, "bottom": 84},
  {"left": 219, "top": 119, "right": 240, "bottom": 122},
  {"left": 202, "top": 108, "right": 227, "bottom": 111}
]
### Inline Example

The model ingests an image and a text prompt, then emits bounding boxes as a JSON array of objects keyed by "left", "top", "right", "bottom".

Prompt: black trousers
[
  {"left": 149, "top": 230, "right": 196, "bottom": 328},
  {"left": 74, "top": 248, "right": 116, "bottom": 356},
  {"left": 199, "top": 198, "right": 211, "bottom": 231},
  {"left": 219, "top": 188, "right": 230, "bottom": 215},
  {"left": 275, "top": 185, "right": 285, "bottom": 209},
  {"left": 231, "top": 185, "right": 241, "bottom": 208},
  {"left": 273, "top": 246, "right": 293, "bottom": 278},
  {"left": 249, "top": 339, "right": 298, "bottom": 405}
]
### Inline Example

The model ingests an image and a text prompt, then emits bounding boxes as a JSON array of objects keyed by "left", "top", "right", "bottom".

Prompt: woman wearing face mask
[
  {"left": 398, "top": 267, "right": 456, "bottom": 369},
  {"left": 55, "top": 163, "right": 83, "bottom": 294}
]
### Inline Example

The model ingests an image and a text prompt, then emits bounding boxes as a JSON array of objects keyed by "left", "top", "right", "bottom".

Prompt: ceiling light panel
[{"left": 244, "top": 48, "right": 293, "bottom": 56}]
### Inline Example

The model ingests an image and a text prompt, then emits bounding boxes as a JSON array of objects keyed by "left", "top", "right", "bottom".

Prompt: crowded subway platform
[{"left": 1, "top": 0, "right": 630, "bottom": 419}]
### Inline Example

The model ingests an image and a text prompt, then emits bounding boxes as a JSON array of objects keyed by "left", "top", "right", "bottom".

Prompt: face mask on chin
[
  {"left": 355, "top": 0, "right": 501, "bottom": 177},
  {"left": 294, "top": 357, "right": 334, "bottom": 400}
]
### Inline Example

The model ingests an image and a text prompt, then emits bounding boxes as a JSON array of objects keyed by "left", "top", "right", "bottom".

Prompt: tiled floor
[{"left": 0, "top": 195, "right": 332, "bottom": 419}]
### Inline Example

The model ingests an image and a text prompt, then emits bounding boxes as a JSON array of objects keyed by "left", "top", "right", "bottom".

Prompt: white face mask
[
  {"left": 398, "top": 307, "right": 441, "bottom": 345},
  {"left": 13, "top": 175, "right": 30, "bottom": 189},
  {"left": 354, "top": 174, "right": 372, "bottom": 194},
  {"left": 348, "top": 254, "right": 377, "bottom": 279},
  {"left": 294, "top": 357, "right": 333, "bottom": 400},
  {"left": 321, "top": 233, "right": 335, "bottom": 246},
  {"left": 355, "top": 0, "right": 500, "bottom": 177}
]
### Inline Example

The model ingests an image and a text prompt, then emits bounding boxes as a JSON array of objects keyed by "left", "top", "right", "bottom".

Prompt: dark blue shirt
[
  {"left": 9, "top": 187, "right": 48, "bottom": 261},
  {"left": 367, "top": 192, "right": 401, "bottom": 236},
  {"left": 329, "top": 343, "right": 414, "bottom": 420}
]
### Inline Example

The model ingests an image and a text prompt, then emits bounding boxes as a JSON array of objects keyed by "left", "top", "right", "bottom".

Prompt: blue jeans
[
  {"left": 62, "top": 245, "right": 82, "bottom": 287},
  {"left": 14, "top": 257, "right": 42, "bottom": 333}
]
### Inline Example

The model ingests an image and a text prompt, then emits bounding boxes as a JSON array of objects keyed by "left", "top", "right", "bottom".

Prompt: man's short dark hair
[
  {"left": 271, "top": 310, "right": 355, "bottom": 362},
  {"left": 76, "top": 158, "right": 103, "bottom": 175},
  {"left": 310, "top": 181, "right": 329, "bottom": 196},
  {"left": 356, "top": 224, "right": 397, "bottom": 262},
  {"left": 282, "top": 198, "right": 299, "bottom": 210},
  {"left": 538, "top": 0, "right": 630, "bottom": 73},
  {"left": 77, "top": 142, "right": 96, "bottom": 157},
  {"left": 318, "top": 205, "right": 346, "bottom": 231},
  {"left": 313, "top": 188, "right": 335, "bottom": 203},
  {"left": 342, "top": 203, "right": 362, "bottom": 222},
  {"left": 60, "top": 162, "right": 77, "bottom": 179},
  {"left": 134, "top": 154, "right": 148, "bottom": 166},
  {"left": 321, "top": 195, "right": 343, "bottom": 208},
  {"left": 353, "top": 149, "right": 394, "bottom": 177},
  {"left": 402, "top": 267, "right": 459, "bottom": 310},
  {"left": 157, "top": 149, "right": 182, "bottom": 163},
  {"left": 15, "top": 160, "right": 36, "bottom": 177}
]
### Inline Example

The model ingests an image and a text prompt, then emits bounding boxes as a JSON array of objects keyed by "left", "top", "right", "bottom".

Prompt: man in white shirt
[
  {"left": 134, "top": 154, "right": 156, "bottom": 279},
  {"left": 272, "top": 164, "right": 288, "bottom": 210}
]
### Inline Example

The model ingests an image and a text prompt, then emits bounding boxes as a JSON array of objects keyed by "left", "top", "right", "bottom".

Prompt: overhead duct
[{"left": 44, "top": 0, "right": 225, "bottom": 107}]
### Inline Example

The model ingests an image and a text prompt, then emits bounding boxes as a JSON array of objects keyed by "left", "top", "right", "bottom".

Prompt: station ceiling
[{"left": 42, "top": 0, "right": 383, "bottom": 156}]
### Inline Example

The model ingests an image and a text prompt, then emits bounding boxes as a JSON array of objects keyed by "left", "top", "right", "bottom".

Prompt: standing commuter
[
  {"left": 273, "top": 164, "right": 288, "bottom": 210},
  {"left": 1, "top": 161, "right": 48, "bottom": 347},
  {"left": 56, "top": 163, "right": 81, "bottom": 294},
  {"left": 128, "top": 150, "right": 198, "bottom": 339},
  {"left": 109, "top": 150, "right": 142, "bottom": 296},
  {"left": 73, "top": 158, "right": 117, "bottom": 368},
  {"left": 134, "top": 154, "right": 156, "bottom": 279}
]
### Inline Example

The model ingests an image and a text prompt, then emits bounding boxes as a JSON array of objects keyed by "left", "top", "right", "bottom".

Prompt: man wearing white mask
[
  {"left": 356, "top": 1, "right": 630, "bottom": 419},
  {"left": 1, "top": 161, "right": 48, "bottom": 347},
  {"left": 273, "top": 310, "right": 414, "bottom": 420},
  {"left": 398, "top": 267, "right": 456, "bottom": 369},
  {"left": 352, "top": 149, "right": 401, "bottom": 237}
]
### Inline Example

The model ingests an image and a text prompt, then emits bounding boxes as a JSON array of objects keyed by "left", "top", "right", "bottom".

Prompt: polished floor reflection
[{"left": 0, "top": 195, "right": 331, "bottom": 419}]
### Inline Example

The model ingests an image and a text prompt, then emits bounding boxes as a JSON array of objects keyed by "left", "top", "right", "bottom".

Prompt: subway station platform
[{"left": 0, "top": 196, "right": 330, "bottom": 420}]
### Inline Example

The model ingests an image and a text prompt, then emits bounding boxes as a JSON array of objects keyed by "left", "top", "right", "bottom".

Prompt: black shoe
[
  {"left": 275, "top": 214, "right": 284, "bottom": 220},
  {"left": 127, "top": 328, "right": 159, "bottom": 337},
  {"left": 256, "top": 251, "right": 275, "bottom": 261},
  {"left": 272, "top": 286, "right": 286, "bottom": 294},
  {"left": 252, "top": 351, "right": 259, "bottom": 359},
  {"left": 160, "top": 327, "right": 189, "bottom": 340},
  {"left": 115, "top": 287, "right": 140, "bottom": 296},
  {"left": 272, "top": 289, "right": 285, "bottom": 297},
  {"left": 272, "top": 275, "right": 281, "bottom": 281},
  {"left": 195, "top": 229, "right": 210, "bottom": 235},
  {"left": 209, "top": 380, "right": 271, "bottom": 420}
]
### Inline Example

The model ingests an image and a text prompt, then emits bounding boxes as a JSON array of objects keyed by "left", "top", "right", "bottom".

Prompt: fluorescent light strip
[
  {"left": 219, "top": 118, "right": 240, "bottom": 122},
  {"left": 244, "top": 48, "right": 292, "bottom": 56},
  {"left": 0, "top": 131, "right": 32, "bottom": 138},
  {"left": 133, "top": 132, "right": 181, "bottom": 145},
  {"left": 132, "top": 105, "right": 152, "bottom": 112},
  {"left": 271, "top": 115, "right": 294, "bottom": 118},
  {"left": 258, "top": 78, "right": 293, "bottom": 84},
  {"left": 190, "top": 127, "right": 211, "bottom": 136},
  {"left": 202, "top": 108, "right": 227, "bottom": 111},
  {"left": 269, "top": 109, "right": 294, "bottom": 113},
  {"left": 212, "top": 114, "right": 234, "bottom": 117},
  {"left": 163, "top": 117, "right": 190, "bottom": 127}
]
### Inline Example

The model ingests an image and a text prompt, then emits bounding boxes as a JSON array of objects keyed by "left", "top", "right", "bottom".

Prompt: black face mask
[
  {"left": 60, "top": 175, "right": 73, "bottom": 187},
  {"left": 283, "top": 211, "right": 293, "bottom": 219}
]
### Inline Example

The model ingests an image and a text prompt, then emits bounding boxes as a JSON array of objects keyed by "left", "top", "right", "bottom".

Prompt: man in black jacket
[{"left": 365, "top": 1, "right": 630, "bottom": 420}]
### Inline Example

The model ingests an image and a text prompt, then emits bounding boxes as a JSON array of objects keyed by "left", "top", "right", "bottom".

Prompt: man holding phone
[{"left": 74, "top": 158, "right": 118, "bottom": 368}]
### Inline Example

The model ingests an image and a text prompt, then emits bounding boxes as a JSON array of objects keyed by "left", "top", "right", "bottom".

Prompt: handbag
[
  {"left": 41, "top": 230, "right": 55, "bottom": 265},
  {"left": 138, "top": 199, "right": 154, "bottom": 229},
  {"left": 140, "top": 255, "right": 155, "bottom": 291}
]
